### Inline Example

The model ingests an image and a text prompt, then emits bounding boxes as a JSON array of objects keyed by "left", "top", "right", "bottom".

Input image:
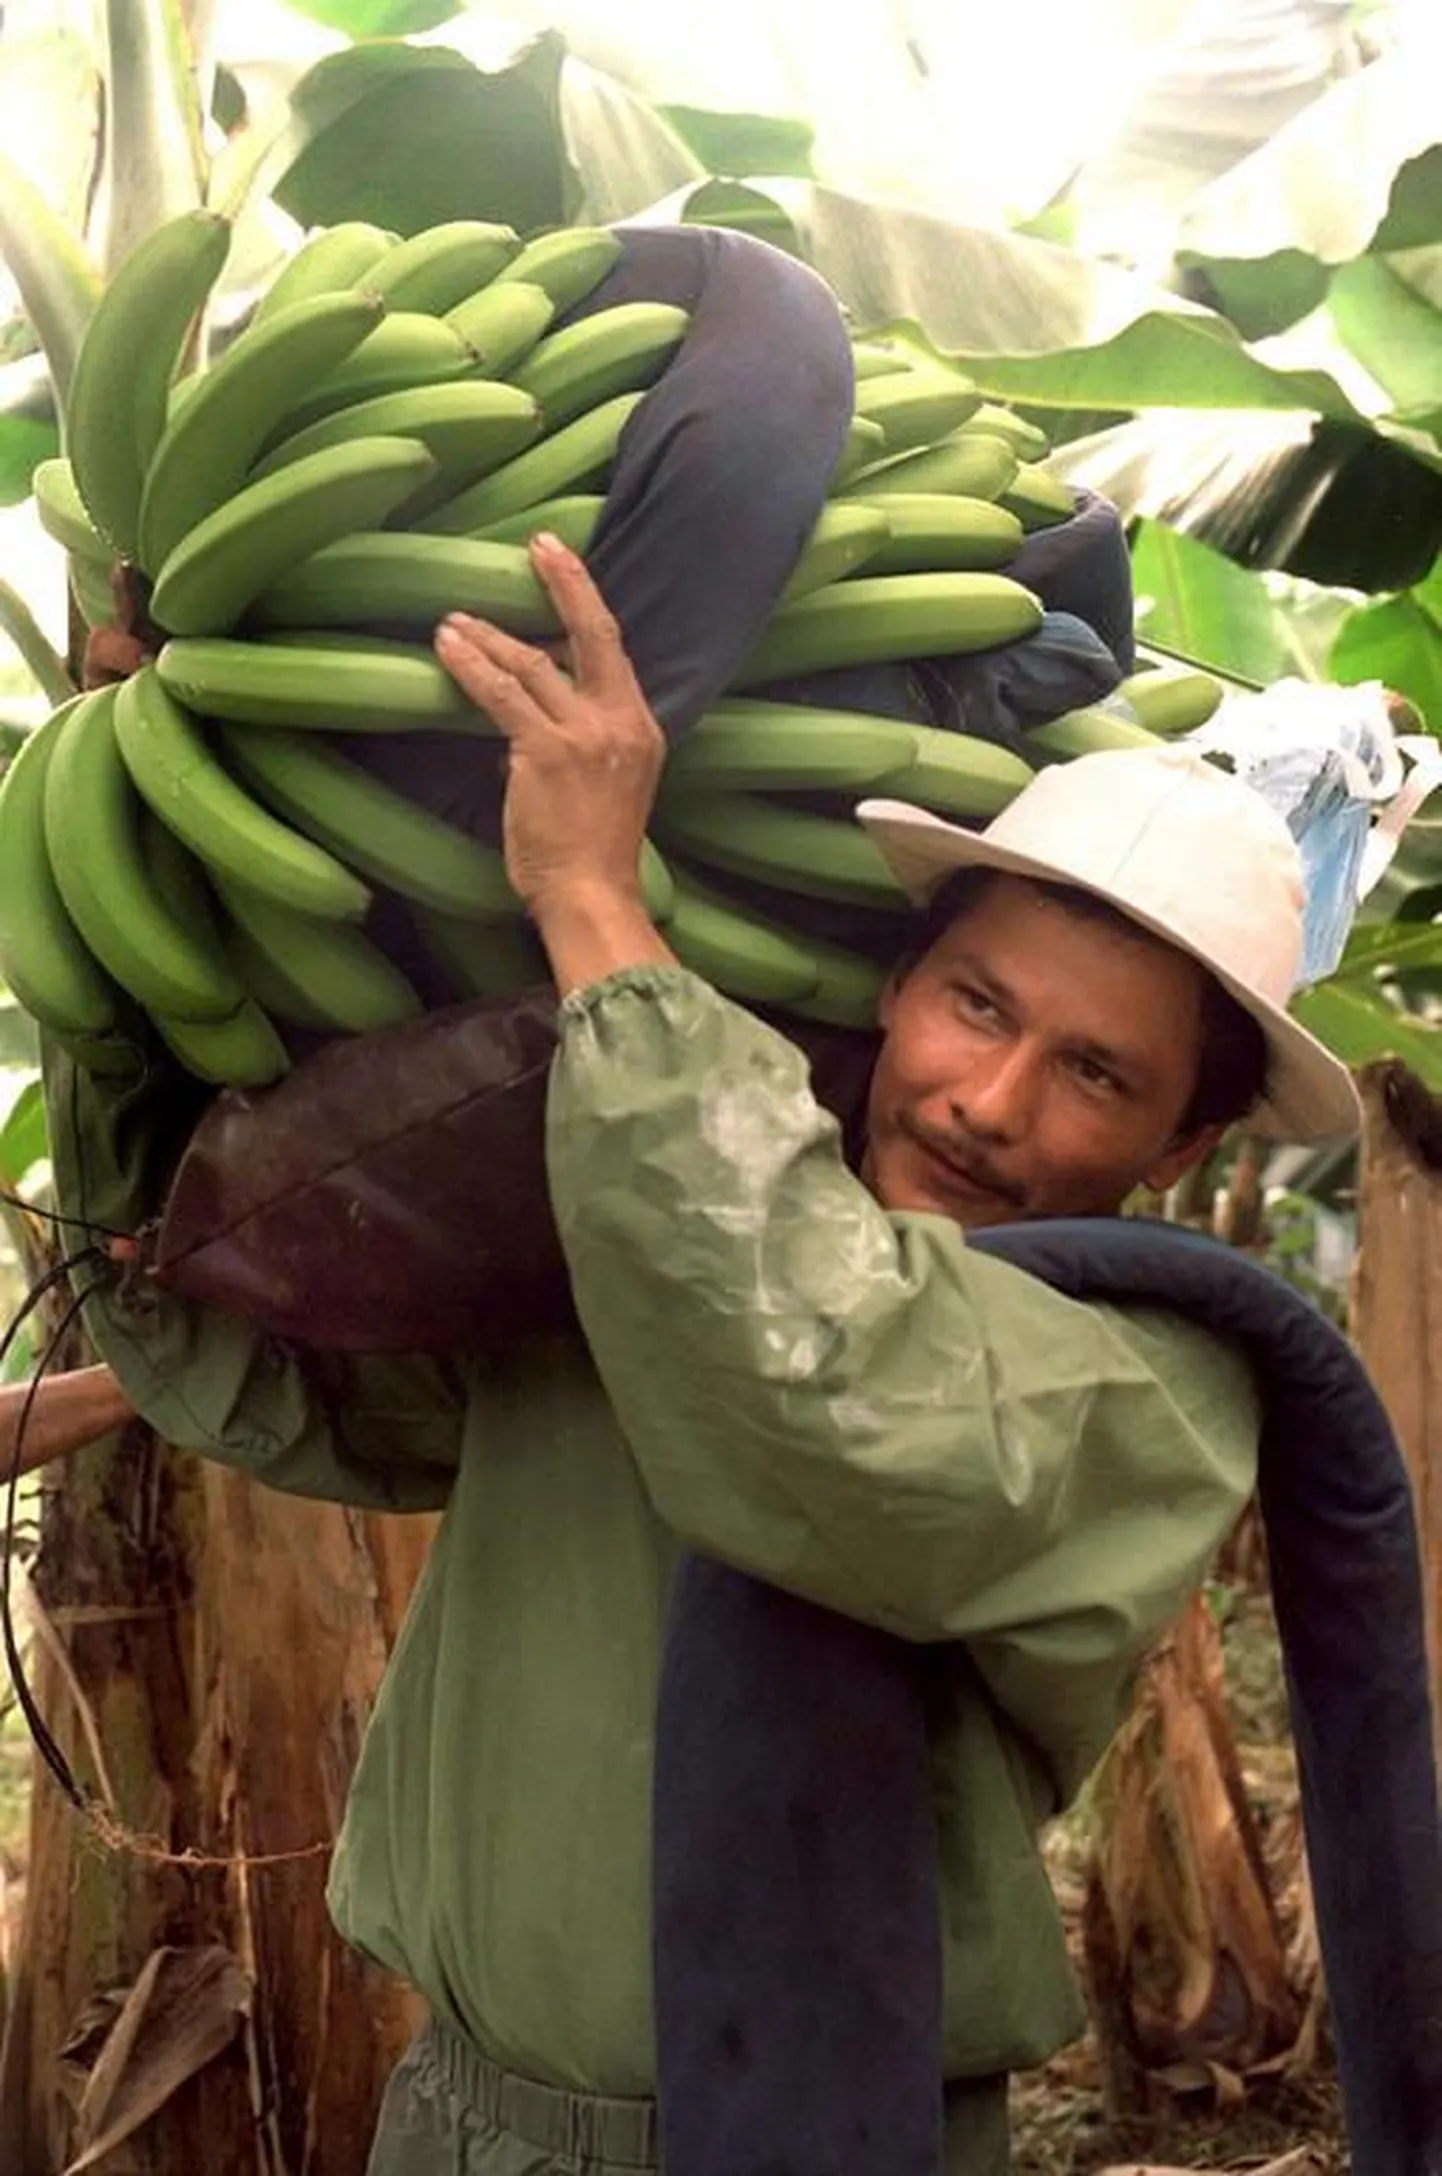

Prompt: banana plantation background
[{"left": 0, "top": 1, "right": 1440, "bottom": 2170}]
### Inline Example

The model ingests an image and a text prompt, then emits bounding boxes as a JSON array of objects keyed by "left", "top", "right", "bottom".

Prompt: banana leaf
[
  {"left": 1175, "top": 42, "right": 1442, "bottom": 335},
  {"left": 1331, "top": 570, "right": 1442, "bottom": 736},
  {"left": 0, "top": 151, "right": 99, "bottom": 412},
  {"left": 268, "top": 33, "right": 578, "bottom": 237},
  {"left": 96, "top": 0, "right": 209, "bottom": 276},
  {"left": 555, "top": 59, "right": 703, "bottom": 226},
  {"left": 0, "top": 580, "right": 73, "bottom": 709},
  {"left": 276, "top": 0, "right": 463, "bottom": 29},
  {"left": 0, "top": 358, "right": 59, "bottom": 510},
  {"left": 644, "top": 177, "right": 1370, "bottom": 426},
  {"left": 1058, "top": 0, "right": 1361, "bottom": 278},
  {"left": 1327, "top": 255, "right": 1442, "bottom": 418},
  {"left": 1291, "top": 980, "right": 1442, "bottom": 1090},
  {"left": 677, "top": 179, "right": 803, "bottom": 257},
  {"left": 0, "top": 1076, "right": 47, "bottom": 1186},
  {"left": 1057, "top": 403, "right": 1442, "bottom": 597},
  {"left": 1128, "top": 519, "right": 1340, "bottom": 687},
  {"left": 658, "top": 106, "right": 815, "bottom": 180}
]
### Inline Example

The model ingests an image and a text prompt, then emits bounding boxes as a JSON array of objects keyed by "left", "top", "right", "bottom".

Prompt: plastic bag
[
  {"left": 1184, "top": 677, "right": 1442, "bottom": 984},
  {"left": 149, "top": 997, "right": 879, "bottom": 1353}
]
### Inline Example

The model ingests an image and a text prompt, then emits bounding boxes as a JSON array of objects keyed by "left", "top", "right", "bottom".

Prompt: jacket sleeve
[
  {"left": 44, "top": 1034, "right": 464, "bottom": 1512},
  {"left": 547, "top": 970, "right": 1259, "bottom": 1788}
]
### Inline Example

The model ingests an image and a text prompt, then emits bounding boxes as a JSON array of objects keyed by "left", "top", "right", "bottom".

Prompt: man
[{"left": 27, "top": 535, "right": 1362, "bottom": 2173}]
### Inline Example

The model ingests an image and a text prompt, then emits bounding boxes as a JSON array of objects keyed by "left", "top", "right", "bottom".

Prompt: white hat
[{"left": 858, "top": 744, "right": 1361, "bottom": 1144}]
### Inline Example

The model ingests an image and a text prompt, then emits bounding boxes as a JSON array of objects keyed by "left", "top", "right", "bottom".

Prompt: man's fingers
[
  {"left": 434, "top": 614, "right": 571, "bottom": 735},
  {"left": 529, "top": 534, "right": 635, "bottom": 702}
]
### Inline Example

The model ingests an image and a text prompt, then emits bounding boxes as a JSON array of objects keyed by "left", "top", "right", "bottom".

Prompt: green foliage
[
  {"left": 272, "top": 37, "right": 577, "bottom": 238},
  {"left": 658, "top": 106, "right": 816, "bottom": 181},
  {"left": 1129, "top": 522, "right": 1339, "bottom": 686},
  {"left": 0, "top": 1078, "right": 47, "bottom": 1188},
  {"left": 1331, "top": 582, "right": 1442, "bottom": 735},
  {"left": 278, "top": 0, "right": 464, "bottom": 31}
]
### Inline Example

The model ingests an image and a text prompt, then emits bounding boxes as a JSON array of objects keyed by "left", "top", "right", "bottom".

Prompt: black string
[
  {"left": 0, "top": 1186, "right": 132, "bottom": 1244},
  {"left": 1, "top": 1250, "right": 113, "bottom": 1812}
]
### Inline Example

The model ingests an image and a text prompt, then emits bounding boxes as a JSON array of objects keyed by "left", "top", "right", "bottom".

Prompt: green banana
[
  {"left": 1117, "top": 664, "right": 1223, "bottom": 734},
  {"left": 512, "top": 303, "right": 689, "bottom": 431},
  {"left": 852, "top": 371, "right": 981, "bottom": 455},
  {"left": 274, "top": 312, "right": 479, "bottom": 439},
  {"left": 156, "top": 634, "right": 490, "bottom": 733},
  {"left": 224, "top": 918, "right": 339, "bottom": 1031},
  {"left": 0, "top": 701, "right": 118, "bottom": 1036},
  {"left": 779, "top": 503, "right": 891, "bottom": 601},
  {"left": 473, "top": 495, "right": 604, "bottom": 554},
  {"left": 66, "top": 209, "right": 231, "bottom": 557},
  {"left": 664, "top": 871, "right": 821, "bottom": 1005},
  {"left": 152, "top": 996, "right": 290, "bottom": 1086},
  {"left": 417, "top": 391, "right": 643, "bottom": 535},
  {"left": 868, "top": 722, "right": 1034, "bottom": 819},
  {"left": 366, "top": 219, "right": 519, "bottom": 314},
  {"left": 140, "top": 815, "right": 290, "bottom": 1086},
  {"left": 785, "top": 939, "right": 887, "bottom": 1029},
  {"left": 253, "top": 222, "right": 396, "bottom": 323},
  {"left": 221, "top": 722, "right": 522, "bottom": 919},
  {"left": 842, "top": 431, "right": 1018, "bottom": 504},
  {"left": 136, "top": 289, "right": 388, "bottom": 575},
  {"left": 1000, "top": 462, "right": 1074, "bottom": 532},
  {"left": 212, "top": 871, "right": 422, "bottom": 1035},
  {"left": 830, "top": 416, "right": 888, "bottom": 489},
  {"left": 32, "top": 458, "right": 110, "bottom": 564},
  {"left": 410, "top": 905, "right": 550, "bottom": 1003},
  {"left": 44, "top": 687, "right": 245, "bottom": 1020},
  {"left": 1027, "top": 706, "right": 1162, "bottom": 759},
  {"left": 653, "top": 793, "right": 909, "bottom": 912},
  {"left": 69, "top": 555, "right": 116, "bottom": 631},
  {"left": 732, "top": 572, "right": 1044, "bottom": 687},
  {"left": 862, "top": 492, "right": 1024, "bottom": 575},
  {"left": 252, "top": 380, "right": 544, "bottom": 515},
  {"left": 149, "top": 435, "right": 439, "bottom": 638},
  {"left": 444, "top": 281, "right": 556, "bottom": 379},
  {"left": 250, "top": 531, "right": 557, "bottom": 639},
  {"left": 114, "top": 667, "right": 371, "bottom": 920},
  {"left": 849, "top": 341, "right": 913, "bottom": 381},
  {"left": 665, "top": 699, "right": 918, "bottom": 793},
  {"left": 959, "top": 404, "right": 1050, "bottom": 460},
  {"left": 491, "top": 226, "right": 622, "bottom": 313},
  {"left": 640, "top": 840, "right": 676, "bottom": 924}
]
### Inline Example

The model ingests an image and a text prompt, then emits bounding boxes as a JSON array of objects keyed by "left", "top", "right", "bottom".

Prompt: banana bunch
[{"left": 8, "top": 211, "right": 1224, "bottom": 1079}]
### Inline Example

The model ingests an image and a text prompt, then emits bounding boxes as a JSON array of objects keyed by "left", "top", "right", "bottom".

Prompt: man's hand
[
  {"left": 0, "top": 1363, "right": 135, "bottom": 1484},
  {"left": 435, "top": 533, "right": 665, "bottom": 911}
]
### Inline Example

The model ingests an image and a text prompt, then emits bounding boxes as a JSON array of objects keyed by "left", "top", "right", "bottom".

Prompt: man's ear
[
  {"left": 876, "top": 963, "right": 906, "bottom": 1034},
  {"left": 1143, "top": 1121, "right": 1227, "bottom": 1196}
]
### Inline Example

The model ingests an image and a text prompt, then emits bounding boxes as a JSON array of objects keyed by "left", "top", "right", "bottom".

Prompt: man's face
[{"left": 862, "top": 874, "right": 1222, "bottom": 1227}]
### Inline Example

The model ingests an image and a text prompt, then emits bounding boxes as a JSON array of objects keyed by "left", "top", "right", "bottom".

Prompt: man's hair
[{"left": 895, "top": 866, "right": 1270, "bottom": 1140}]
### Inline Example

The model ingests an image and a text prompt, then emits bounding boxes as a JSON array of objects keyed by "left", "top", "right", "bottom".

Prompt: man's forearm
[
  {"left": 533, "top": 882, "right": 678, "bottom": 997},
  {"left": 0, "top": 1363, "right": 135, "bottom": 1482}
]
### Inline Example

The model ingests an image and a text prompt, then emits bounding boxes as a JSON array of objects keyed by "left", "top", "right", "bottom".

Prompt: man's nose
[{"left": 952, "top": 1045, "right": 1042, "bottom": 1142}]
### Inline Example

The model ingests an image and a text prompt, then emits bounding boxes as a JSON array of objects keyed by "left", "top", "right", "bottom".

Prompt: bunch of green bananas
[{"left": 5, "top": 211, "right": 1224, "bottom": 1085}]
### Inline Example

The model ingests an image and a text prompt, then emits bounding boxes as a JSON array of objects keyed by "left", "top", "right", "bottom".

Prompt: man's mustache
[{"left": 902, "top": 1120, "right": 1028, "bottom": 1208}]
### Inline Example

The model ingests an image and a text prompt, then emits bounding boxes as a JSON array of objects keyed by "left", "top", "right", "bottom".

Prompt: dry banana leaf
[{"left": 59, "top": 1943, "right": 251, "bottom": 2175}]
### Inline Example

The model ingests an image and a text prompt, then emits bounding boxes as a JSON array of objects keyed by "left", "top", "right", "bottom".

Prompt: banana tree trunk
[
  {"left": 1082, "top": 1589, "right": 1299, "bottom": 2112},
  {"left": 1351, "top": 1059, "right": 1442, "bottom": 1773},
  {"left": 0, "top": 1415, "right": 435, "bottom": 2176}
]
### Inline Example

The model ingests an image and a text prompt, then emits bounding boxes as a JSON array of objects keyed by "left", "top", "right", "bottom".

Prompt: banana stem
[{"left": 0, "top": 579, "right": 75, "bottom": 708}]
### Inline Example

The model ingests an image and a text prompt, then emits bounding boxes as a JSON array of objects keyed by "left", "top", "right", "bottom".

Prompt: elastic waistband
[{"left": 420, "top": 2019, "right": 660, "bottom": 2170}]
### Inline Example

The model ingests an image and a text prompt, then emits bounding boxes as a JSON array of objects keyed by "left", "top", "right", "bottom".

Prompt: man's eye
[
  {"left": 953, "top": 982, "right": 998, "bottom": 1020},
  {"left": 1071, "top": 1055, "right": 1121, "bottom": 1094}
]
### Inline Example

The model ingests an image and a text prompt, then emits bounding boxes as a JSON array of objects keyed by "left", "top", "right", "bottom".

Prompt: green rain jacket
[{"left": 48, "top": 966, "right": 1259, "bottom": 2096}]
